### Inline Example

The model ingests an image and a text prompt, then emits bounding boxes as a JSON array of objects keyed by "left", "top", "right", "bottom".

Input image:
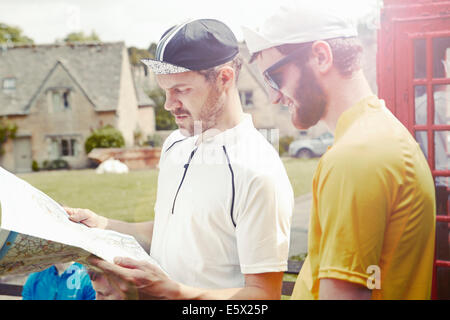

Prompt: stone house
[{"left": 0, "top": 42, "right": 156, "bottom": 173}]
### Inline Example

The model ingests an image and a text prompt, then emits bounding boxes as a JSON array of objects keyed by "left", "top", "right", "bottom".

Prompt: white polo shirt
[{"left": 150, "top": 114, "right": 294, "bottom": 289}]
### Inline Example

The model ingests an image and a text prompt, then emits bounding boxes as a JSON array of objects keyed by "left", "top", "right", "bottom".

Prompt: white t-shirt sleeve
[{"left": 235, "top": 173, "right": 294, "bottom": 274}]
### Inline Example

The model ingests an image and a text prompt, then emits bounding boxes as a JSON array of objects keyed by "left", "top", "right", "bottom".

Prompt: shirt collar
[
  {"left": 196, "top": 113, "right": 254, "bottom": 147},
  {"left": 334, "top": 95, "right": 381, "bottom": 143}
]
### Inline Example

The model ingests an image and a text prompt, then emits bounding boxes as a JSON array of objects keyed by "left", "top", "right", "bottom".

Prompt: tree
[
  {"left": 148, "top": 42, "right": 157, "bottom": 58},
  {"left": 0, "top": 22, "right": 34, "bottom": 44},
  {"left": 147, "top": 88, "right": 177, "bottom": 131},
  {"left": 0, "top": 119, "right": 18, "bottom": 155},
  {"left": 128, "top": 46, "right": 152, "bottom": 66},
  {"left": 63, "top": 31, "right": 101, "bottom": 43}
]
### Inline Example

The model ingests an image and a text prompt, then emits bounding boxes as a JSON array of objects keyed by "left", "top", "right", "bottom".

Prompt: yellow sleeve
[{"left": 314, "top": 144, "right": 399, "bottom": 287}]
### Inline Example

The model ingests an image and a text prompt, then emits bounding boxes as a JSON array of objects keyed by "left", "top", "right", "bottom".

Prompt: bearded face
[
  {"left": 156, "top": 71, "right": 226, "bottom": 137},
  {"left": 290, "top": 63, "right": 328, "bottom": 130},
  {"left": 185, "top": 82, "right": 225, "bottom": 136},
  {"left": 255, "top": 46, "right": 329, "bottom": 130}
]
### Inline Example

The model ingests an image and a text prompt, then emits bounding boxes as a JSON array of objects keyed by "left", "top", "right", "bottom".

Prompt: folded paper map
[{"left": 0, "top": 166, "right": 163, "bottom": 276}]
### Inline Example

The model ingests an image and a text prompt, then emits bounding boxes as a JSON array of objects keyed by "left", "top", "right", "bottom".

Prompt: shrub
[
  {"left": 31, "top": 160, "right": 39, "bottom": 172},
  {"left": 43, "top": 159, "right": 70, "bottom": 170},
  {"left": 84, "top": 125, "right": 125, "bottom": 154},
  {"left": 279, "top": 136, "right": 294, "bottom": 156},
  {"left": 147, "top": 88, "right": 177, "bottom": 130},
  {"left": 146, "top": 134, "right": 163, "bottom": 147}
]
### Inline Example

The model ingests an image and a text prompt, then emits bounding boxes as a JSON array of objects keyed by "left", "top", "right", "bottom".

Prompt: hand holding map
[{"left": 0, "top": 166, "right": 164, "bottom": 276}]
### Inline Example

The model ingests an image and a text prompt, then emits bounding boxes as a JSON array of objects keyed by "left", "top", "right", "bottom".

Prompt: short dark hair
[
  {"left": 196, "top": 54, "right": 243, "bottom": 83},
  {"left": 249, "top": 37, "right": 363, "bottom": 77}
]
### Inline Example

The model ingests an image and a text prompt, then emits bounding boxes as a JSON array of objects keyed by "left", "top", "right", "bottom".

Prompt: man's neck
[
  {"left": 196, "top": 91, "right": 244, "bottom": 145},
  {"left": 322, "top": 70, "right": 374, "bottom": 133},
  {"left": 54, "top": 262, "right": 73, "bottom": 276}
]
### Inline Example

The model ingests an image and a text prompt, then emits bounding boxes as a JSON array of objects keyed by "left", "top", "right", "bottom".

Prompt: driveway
[{"left": 288, "top": 193, "right": 312, "bottom": 257}]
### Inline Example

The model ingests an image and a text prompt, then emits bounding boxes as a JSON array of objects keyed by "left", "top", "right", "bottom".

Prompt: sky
[{"left": 0, "top": 0, "right": 381, "bottom": 48}]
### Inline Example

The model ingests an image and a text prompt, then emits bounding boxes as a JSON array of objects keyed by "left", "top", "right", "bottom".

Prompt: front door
[{"left": 14, "top": 137, "right": 32, "bottom": 173}]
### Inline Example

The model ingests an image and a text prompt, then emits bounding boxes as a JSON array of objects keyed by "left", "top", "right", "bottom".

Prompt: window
[
  {"left": 239, "top": 90, "right": 254, "bottom": 108},
  {"left": 299, "top": 130, "right": 307, "bottom": 137},
  {"left": 52, "top": 89, "right": 71, "bottom": 111},
  {"left": 50, "top": 137, "right": 78, "bottom": 157},
  {"left": 413, "top": 39, "right": 427, "bottom": 79},
  {"left": 61, "top": 138, "right": 77, "bottom": 156},
  {"left": 2, "top": 78, "right": 16, "bottom": 91}
]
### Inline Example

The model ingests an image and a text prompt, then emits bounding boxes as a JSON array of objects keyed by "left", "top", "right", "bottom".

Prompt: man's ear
[
  {"left": 216, "top": 66, "right": 235, "bottom": 91},
  {"left": 310, "top": 40, "right": 333, "bottom": 75}
]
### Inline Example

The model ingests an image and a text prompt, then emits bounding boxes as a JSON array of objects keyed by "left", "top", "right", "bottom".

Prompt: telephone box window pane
[
  {"left": 434, "top": 130, "right": 449, "bottom": 173},
  {"left": 432, "top": 37, "right": 450, "bottom": 79},
  {"left": 415, "top": 131, "right": 428, "bottom": 158},
  {"left": 414, "top": 39, "right": 427, "bottom": 79},
  {"left": 433, "top": 84, "right": 449, "bottom": 125},
  {"left": 435, "top": 176, "right": 448, "bottom": 214},
  {"left": 434, "top": 176, "right": 449, "bottom": 269},
  {"left": 415, "top": 86, "right": 427, "bottom": 125}
]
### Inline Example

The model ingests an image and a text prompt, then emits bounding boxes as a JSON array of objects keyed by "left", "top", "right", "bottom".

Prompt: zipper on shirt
[
  {"left": 222, "top": 146, "right": 236, "bottom": 227},
  {"left": 171, "top": 147, "right": 197, "bottom": 215}
]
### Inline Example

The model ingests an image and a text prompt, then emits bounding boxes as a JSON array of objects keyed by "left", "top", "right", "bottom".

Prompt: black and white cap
[{"left": 141, "top": 19, "right": 239, "bottom": 75}]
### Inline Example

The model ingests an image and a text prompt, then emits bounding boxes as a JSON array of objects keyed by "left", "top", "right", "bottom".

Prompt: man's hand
[
  {"left": 64, "top": 207, "right": 108, "bottom": 229},
  {"left": 87, "top": 256, "right": 178, "bottom": 300}
]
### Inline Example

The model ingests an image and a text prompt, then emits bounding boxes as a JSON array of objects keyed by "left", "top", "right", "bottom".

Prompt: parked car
[{"left": 289, "top": 132, "right": 334, "bottom": 159}]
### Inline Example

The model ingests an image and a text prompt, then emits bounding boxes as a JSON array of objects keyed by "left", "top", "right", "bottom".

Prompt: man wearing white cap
[
  {"left": 66, "top": 19, "right": 294, "bottom": 299},
  {"left": 243, "top": 0, "right": 436, "bottom": 299}
]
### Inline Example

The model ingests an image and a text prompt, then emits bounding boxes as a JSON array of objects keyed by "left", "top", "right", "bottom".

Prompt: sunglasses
[{"left": 263, "top": 44, "right": 312, "bottom": 91}]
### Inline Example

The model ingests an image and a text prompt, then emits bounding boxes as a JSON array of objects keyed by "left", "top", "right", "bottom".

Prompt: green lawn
[
  {"left": 282, "top": 157, "right": 319, "bottom": 198},
  {"left": 18, "top": 169, "right": 159, "bottom": 222},
  {"left": 17, "top": 158, "right": 318, "bottom": 222}
]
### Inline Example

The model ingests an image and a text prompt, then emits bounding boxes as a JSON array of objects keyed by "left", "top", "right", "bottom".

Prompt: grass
[
  {"left": 18, "top": 169, "right": 159, "bottom": 222},
  {"left": 282, "top": 157, "right": 319, "bottom": 198},
  {"left": 17, "top": 158, "right": 319, "bottom": 222}
]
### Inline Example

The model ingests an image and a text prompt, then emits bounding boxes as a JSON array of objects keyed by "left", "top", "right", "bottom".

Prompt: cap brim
[
  {"left": 141, "top": 59, "right": 191, "bottom": 75},
  {"left": 241, "top": 25, "right": 275, "bottom": 55}
]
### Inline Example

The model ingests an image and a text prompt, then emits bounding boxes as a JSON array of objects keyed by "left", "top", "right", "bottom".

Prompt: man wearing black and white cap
[
  {"left": 66, "top": 19, "right": 294, "bottom": 299},
  {"left": 243, "top": 1, "right": 435, "bottom": 300}
]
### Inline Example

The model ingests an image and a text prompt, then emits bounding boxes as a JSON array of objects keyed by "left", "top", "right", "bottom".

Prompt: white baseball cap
[{"left": 242, "top": 0, "right": 358, "bottom": 55}]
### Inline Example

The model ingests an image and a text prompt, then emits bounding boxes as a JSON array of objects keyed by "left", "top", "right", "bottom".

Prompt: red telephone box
[{"left": 378, "top": 0, "right": 450, "bottom": 299}]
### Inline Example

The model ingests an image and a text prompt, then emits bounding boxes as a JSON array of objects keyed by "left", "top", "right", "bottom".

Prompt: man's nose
[
  {"left": 164, "top": 92, "right": 181, "bottom": 112},
  {"left": 268, "top": 88, "right": 283, "bottom": 105}
]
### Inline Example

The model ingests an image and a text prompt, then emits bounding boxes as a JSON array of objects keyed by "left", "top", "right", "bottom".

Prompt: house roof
[{"left": 0, "top": 42, "right": 126, "bottom": 116}]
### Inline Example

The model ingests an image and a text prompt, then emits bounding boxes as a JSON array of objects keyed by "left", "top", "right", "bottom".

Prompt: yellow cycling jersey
[{"left": 291, "top": 96, "right": 436, "bottom": 300}]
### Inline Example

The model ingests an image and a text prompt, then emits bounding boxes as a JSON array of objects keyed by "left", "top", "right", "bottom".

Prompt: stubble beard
[
  {"left": 292, "top": 63, "right": 328, "bottom": 130},
  {"left": 181, "top": 83, "right": 225, "bottom": 136}
]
